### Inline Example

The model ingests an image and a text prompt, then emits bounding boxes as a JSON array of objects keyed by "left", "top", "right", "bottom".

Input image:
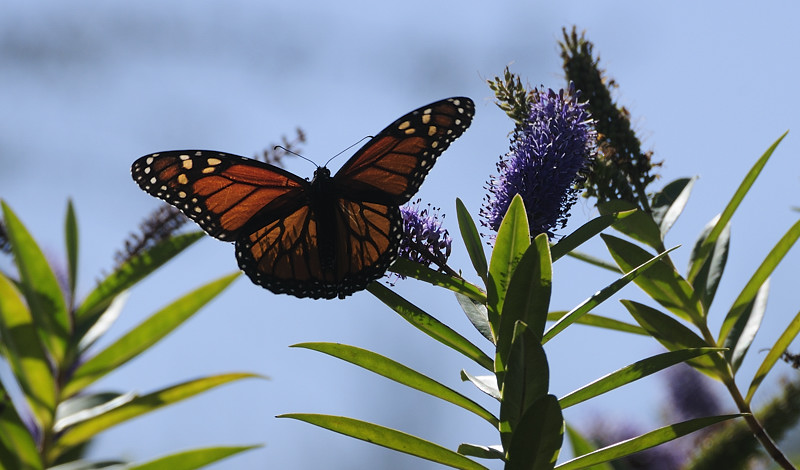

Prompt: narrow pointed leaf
[
  {"left": 689, "top": 216, "right": 730, "bottom": 311},
  {"left": 565, "top": 250, "right": 622, "bottom": 273},
  {"left": 550, "top": 211, "right": 636, "bottom": 262},
  {"left": 597, "top": 201, "right": 662, "bottom": 250},
  {"left": 0, "top": 384, "right": 43, "bottom": 470},
  {"left": 368, "top": 283, "right": 493, "bottom": 371},
  {"left": 55, "top": 392, "right": 137, "bottom": 432},
  {"left": 559, "top": 348, "right": 723, "bottom": 409},
  {"left": 78, "top": 291, "right": 129, "bottom": 352},
  {"left": 0, "top": 272, "right": 56, "bottom": 429},
  {"left": 455, "top": 292, "right": 493, "bottom": 343},
  {"left": 389, "top": 258, "right": 486, "bottom": 303},
  {"left": 746, "top": 308, "right": 800, "bottom": 404},
  {"left": 460, "top": 371, "right": 500, "bottom": 400},
  {"left": 64, "top": 272, "right": 239, "bottom": 397},
  {"left": 547, "top": 311, "right": 647, "bottom": 335},
  {"left": 555, "top": 414, "right": 744, "bottom": 470},
  {"left": 487, "top": 195, "right": 530, "bottom": 338},
  {"left": 688, "top": 131, "right": 788, "bottom": 282},
  {"left": 457, "top": 443, "right": 504, "bottom": 460},
  {"left": 127, "top": 445, "right": 262, "bottom": 470},
  {"left": 543, "top": 247, "right": 676, "bottom": 343},
  {"left": 52, "top": 373, "right": 261, "bottom": 458},
  {"left": 506, "top": 394, "right": 563, "bottom": 470},
  {"left": 719, "top": 218, "right": 800, "bottom": 344},
  {"left": 621, "top": 300, "right": 718, "bottom": 375},
  {"left": 279, "top": 414, "right": 488, "bottom": 470},
  {"left": 651, "top": 177, "right": 696, "bottom": 238},
  {"left": 65, "top": 199, "right": 79, "bottom": 301},
  {"left": 565, "top": 424, "right": 614, "bottom": 470},
  {"left": 1, "top": 201, "right": 70, "bottom": 364},
  {"left": 73, "top": 231, "right": 205, "bottom": 338},
  {"left": 293, "top": 342, "right": 498, "bottom": 427},
  {"left": 456, "top": 198, "right": 488, "bottom": 285},
  {"left": 602, "top": 234, "right": 703, "bottom": 323},
  {"left": 725, "top": 280, "right": 769, "bottom": 373}
]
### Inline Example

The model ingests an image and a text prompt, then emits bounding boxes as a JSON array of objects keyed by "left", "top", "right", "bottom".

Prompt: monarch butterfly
[{"left": 131, "top": 97, "right": 474, "bottom": 299}]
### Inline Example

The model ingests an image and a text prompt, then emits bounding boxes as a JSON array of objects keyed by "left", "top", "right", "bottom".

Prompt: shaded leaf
[
  {"left": 597, "top": 201, "right": 662, "bottom": 250},
  {"left": 550, "top": 211, "right": 635, "bottom": 262},
  {"left": 564, "top": 424, "right": 614, "bottom": 470},
  {"left": 689, "top": 215, "right": 730, "bottom": 312},
  {"left": 65, "top": 199, "right": 79, "bottom": 302},
  {"left": 725, "top": 280, "right": 769, "bottom": 373},
  {"left": 547, "top": 311, "right": 646, "bottom": 336},
  {"left": 651, "top": 177, "right": 695, "bottom": 239},
  {"left": 506, "top": 394, "right": 563, "bottom": 470},
  {"left": 502, "top": 234, "right": 551, "bottom": 340},
  {"left": 456, "top": 198, "right": 488, "bottom": 285},
  {"left": 746, "top": 308, "right": 800, "bottom": 404},
  {"left": 455, "top": 292, "right": 493, "bottom": 343},
  {"left": 279, "top": 414, "right": 488, "bottom": 470},
  {"left": 0, "top": 383, "right": 42, "bottom": 470},
  {"left": 389, "top": 258, "right": 486, "bottom": 303},
  {"left": 55, "top": 392, "right": 137, "bottom": 432},
  {"left": 457, "top": 443, "right": 504, "bottom": 461}
]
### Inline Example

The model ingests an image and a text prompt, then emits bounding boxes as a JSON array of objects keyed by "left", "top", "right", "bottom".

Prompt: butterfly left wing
[
  {"left": 131, "top": 150, "right": 310, "bottom": 241},
  {"left": 332, "top": 97, "right": 474, "bottom": 204}
]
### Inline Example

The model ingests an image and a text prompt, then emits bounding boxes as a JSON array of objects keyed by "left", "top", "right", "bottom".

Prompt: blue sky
[{"left": 2, "top": 1, "right": 800, "bottom": 468}]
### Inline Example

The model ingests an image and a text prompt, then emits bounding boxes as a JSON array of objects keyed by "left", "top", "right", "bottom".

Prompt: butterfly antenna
[
  {"left": 324, "top": 136, "right": 373, "bottom": 168},
  {"left": 274, "top": 145, "right": 318, "bottom": 167}
]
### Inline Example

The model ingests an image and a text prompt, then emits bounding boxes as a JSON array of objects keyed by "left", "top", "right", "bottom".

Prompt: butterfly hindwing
[
  {"left": 131, "top": 150, "right": 309, "bottom": 240},
  {"left": 334, "top": 97, "right": 475, "bottom": 204}
]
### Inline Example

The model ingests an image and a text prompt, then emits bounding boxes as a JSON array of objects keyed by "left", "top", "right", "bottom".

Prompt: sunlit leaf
[
  {"left": 565, "top": 424, "right": 614, "bottom": 470},
  {"left": 455, "top": 292, "right": 493, "bottom": 343},
  {"left": 279, "top": 414, "right": 488, "bottom": 470},
  {"left": 65, "top": 199, "right": 79, "bottom": 302},
  {"left": 127, "top": 445, "right": 262, "bottom": 470},
  {"left": 688, "top": 131, "right": 788, "bottom": 282},
  {"left": 460, "top": 370, "right": 500, "bottom": 400},
  {"left": 368, "top": 283, "right": 494, "bottom": 371},
  {"left": 64, "top": 272, "right": 240, "bottom": 397},
  {"left": 725, "top": 280, "right": 769, "bottom": 373},
  {"left": 551, "top": 211, "right": 635, "bottom": 262},
  {"left": 689, "top": 215, "right": 730, "bottom": 312},
  {"left": 293, "top": 342, "right": 497, "bottom": 427},
  {"left": 547, "top": 311, "right": 646, "bottom": 335},
  {"left": 0, "top": 382, "right": 43, "bottom": 470},
  {"left": 457, "top": 443, "right": 504, "bottom": 460},
  {"left": 1, "top": 201, "right": 70, "bottom": 365},
  {"left": 651, "top": 177, "right": 696, "bottom": 239},
  {"left": 389, "top": 258, "right": 486, "bottom": 303},
  {"left": 456, "top": 198, "right": 488, "bottom": 285},
  {"left": 746, "top": 308, "right": 800, "bottom": 404},
  {"left": 597, "top": 201, "right": 662, "bottom": 250},
  {"left": 556, "top": 415, "right": 744, "bottom": 469}
]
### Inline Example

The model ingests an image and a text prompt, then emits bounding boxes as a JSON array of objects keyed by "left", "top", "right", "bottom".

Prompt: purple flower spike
[
  {"left": 398, "top": 200, "right": 452, "bottom": 272},
  {"left": 482, "top": 83, "right": 597, "bottom": 237}
]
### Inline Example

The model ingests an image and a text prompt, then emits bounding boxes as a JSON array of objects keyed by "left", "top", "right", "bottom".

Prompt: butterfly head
[{"left": 311, "top": 166, "right": 332, "bottom": 183}]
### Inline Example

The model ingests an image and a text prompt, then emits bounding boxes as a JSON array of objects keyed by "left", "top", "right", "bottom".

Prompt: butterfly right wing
[{"left": 131, "top": 150, "right": 310, "bottom": 241}]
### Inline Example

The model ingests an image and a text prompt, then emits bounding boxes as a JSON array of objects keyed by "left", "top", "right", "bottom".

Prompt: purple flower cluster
[
  {"left": 482, "top": 83, "right": 596, "bottom": 237},
  {"left": 397, "top": 200, "right": 452, "bottom": 271}
]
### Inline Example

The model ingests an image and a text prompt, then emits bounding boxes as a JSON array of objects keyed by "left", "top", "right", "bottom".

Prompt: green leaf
[
  {"left": 550, "top": 211, "right": 636, "bottom": 262},
  {"left": 543, "top": 247, "right": 676, "bottom": 343},
  {"left": 559, "top": 348, "right": 723, "bottom": 409},
  {"left": 602, "top": 234, "right": 703, "bottom": 323},
  {"left": 0, "top": 383, "right": 43, "bottom": 470},
  {"left": 293, "top": 342, "right": 498, "bottom": 427},
  {"left": 127, "top": 445, "right": 262, "bottom": 470},
  {"left": 564, "top": 424, "right": 614, "bottom": 470},
  {"left": 47, "top": 461, "right": 126, "bottom": 470},
  {"left": 457, "top": 443, "right": 504, "bottom": 460},
  {"left": 64, "top": 272, "right": 240, "bottom": 397},
  {"left": 77, "top": 292, "right": 128, "bottom": 353},
  {"left": 725, "top": 280, "right": 769, "bottom": 373},
  {"left": 506, "top": 394, "right": 563, "bottom": 470},
  {"left": 52, "top": 373, "right": 261, "bottom": 459},
  {"left": 500, "top": 323, "right": 549, "bottom": 447},
  {"left": 502, "top": 234, "right": 552, "bottom": 339},
  {"left": 689, "top": 215, "right": 730, "bottom": 312},
  {"left": 745, "top": 308, "right": 800, "bottom": 404},
  {"left": 65, "top": 199, "right": 79, "bottom": 302},
  {"left": 487, "top": 195, "right": 530, "bottom": 342},
  {"left": 688, "top": 131, "right": 788, "bottom": 282},
  {"left": 460, "top": 370, "right": 500, "bottom": 400},
  {"left": 368, "top": 283, "right": 494, "bottom": 371},
  {"left": 620, "top": 300, "right": 718, "bottom": 375},
  {"left": 389, "top": 258, "right": 486, "bottom": 303},
  {"left": 73, "top": 231, "right": 205, "bottom": 339},
  {"left": 455, "top": 293, "right": 493, "bottom": 343},
  {"left": 651, "top": 177, "right": 696, "bottom": 239},
  {"left": 0, "top": 272, "right": 57, "bottom": 430},
  {"left": 555, "top": 414, "right": 744, "bottom": 470},
  {"left": 718, "top": 218, "right": 800, "bottom": 344},
  {"left": 564, "top": 250, "right": 621, "bottom": 273},
  {"left": 456, "top": 198, "right": 488, "bottom": 285},
  {"left": 54, "top": 392, "right": 137, "bottom": 432},
  {"left": 597, "top": 201, "right": 663, "bottom": 250},
  {"left": 1, "top": 201, "right": 70, "bottom": 365},
  {"left": 278, "top": 414, "right": 488, "bottom": 470},
  {"left": 547, "top": 311, "right": 647, "bottom": 336}
]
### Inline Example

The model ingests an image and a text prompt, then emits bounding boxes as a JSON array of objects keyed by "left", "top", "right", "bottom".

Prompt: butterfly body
[{"left": 132, "top": 97, "right": 474, "bottom": 299}]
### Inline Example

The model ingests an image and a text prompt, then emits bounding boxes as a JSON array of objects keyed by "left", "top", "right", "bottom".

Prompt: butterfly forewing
[
  {"left": 334, "top": 97, "right": 475, "bottom": 204},
  {"left": 131, "top": 150, "right": 308, "bottom": 240}
]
